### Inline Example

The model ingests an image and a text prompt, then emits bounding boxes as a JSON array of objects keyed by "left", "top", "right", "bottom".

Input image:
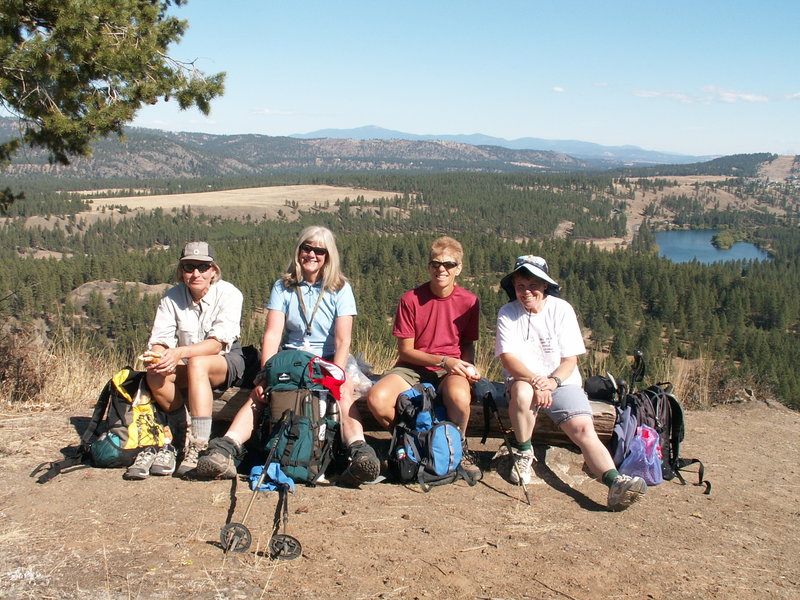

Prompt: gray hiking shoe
[
  {"left": 196, "top": 436, "right": 243, "bottom": 479},
  {"left": 124, "top": 447, "right": 157, "bottom": 480},
  {"left": 461, "top": 441, "right": 483, "bottom": 483},
  {"left": 176, "top": 438, "right": 208, "bottom": 477},
  {"left": 509, "top": 448, "right": 534, "bottom": 485},
  {"left": 149, "top": 444, "right": 177, "bottom": 476},
  {"left": 607, "top": 474, "right": 647, "bottom": 511},
  {"left": 339, "top": 441, "right": 380, "bottom": 487}
]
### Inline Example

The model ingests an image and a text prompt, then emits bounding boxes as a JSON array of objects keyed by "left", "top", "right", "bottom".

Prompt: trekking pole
[
  {"left": 267, "top": 484, "right": 302, "bottom": 560},
  {"left": 486, "top": 396, "right": 531, "bottom": 506},
  {"left": 631, "top": 349, "right": 645, "bottom": 393},
  {"left": 220, "top": 413, "right": 291, "bottom": 554}
]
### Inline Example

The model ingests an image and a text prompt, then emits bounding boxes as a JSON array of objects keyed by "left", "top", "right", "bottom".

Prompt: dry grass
[
  {"left": 0, "top": 327, "right": 121, "bottom": 412},
  {"left": 2, "top": 322, "right": 750, "bottom": 415},
  {"left": 580, "top": 350, "right": 748, "bottom": 410}
]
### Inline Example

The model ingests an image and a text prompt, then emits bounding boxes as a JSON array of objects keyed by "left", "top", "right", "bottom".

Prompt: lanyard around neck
[{"left": 295, "top": 283, "right": 325, "bottom": 337}]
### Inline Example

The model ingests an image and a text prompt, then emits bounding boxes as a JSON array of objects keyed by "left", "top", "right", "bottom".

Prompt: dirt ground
[{"left": 1, "top": 399, "right": 798, "bottom": 600}]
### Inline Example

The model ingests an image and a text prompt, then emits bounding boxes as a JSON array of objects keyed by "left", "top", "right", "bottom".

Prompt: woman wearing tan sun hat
[{"left": 130, "top": 241, "right": 244, "bottom": 479}]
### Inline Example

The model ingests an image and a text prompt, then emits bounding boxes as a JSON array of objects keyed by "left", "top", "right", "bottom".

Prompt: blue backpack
[{"left": 387, "top": 383, "right": 478, "bottom": 491}]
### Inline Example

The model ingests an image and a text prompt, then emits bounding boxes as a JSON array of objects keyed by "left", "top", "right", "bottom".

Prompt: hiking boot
[
  {"left": 461, "top": 441, "right": 483, "bottom": 483},
  {"left": 509, "top": 448, "right": 534, "bottom": 485},
  {"left": 124, "top": 447, "right": 157, "bottom": 480},
  {"left": 196, "top": 436, "right": 244, "bottom": 479},
  {"left": 607, "top": 474, "right": 647, "bottom": 511},
  {"left": 149, "top": 444, "right": 177, "bottom": 476},
  {"left": 176, "top": 437, "right": 208, "bottom": 477},
  {"left": 339, "top": 441, "right": 381, "bottom": 487}
]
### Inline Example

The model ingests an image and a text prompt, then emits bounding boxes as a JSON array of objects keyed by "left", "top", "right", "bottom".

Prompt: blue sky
[{"left": 132, "top": 1, "right": 800, "bottom": 157}]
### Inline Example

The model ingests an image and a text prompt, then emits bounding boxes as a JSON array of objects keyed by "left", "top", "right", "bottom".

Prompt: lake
[{"left": 654, "top": 229, "right": 770, "bottom": 264}]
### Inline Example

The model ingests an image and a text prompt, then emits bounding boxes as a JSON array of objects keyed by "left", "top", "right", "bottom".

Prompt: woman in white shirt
[
  {"left": 142, "top": 241, "right": 244, "bottom": 477},
  {"left": 495, "top": 255, "right": 646, "bottom": 511}
]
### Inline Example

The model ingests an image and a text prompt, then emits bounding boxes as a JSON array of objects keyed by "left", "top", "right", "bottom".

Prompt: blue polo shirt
[{"left": 267, "top": 279, "right": 357, "bottom": 357}]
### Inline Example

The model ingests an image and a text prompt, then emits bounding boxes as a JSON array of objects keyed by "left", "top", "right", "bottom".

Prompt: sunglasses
[
  {"left": 429, "top": 260, "right": 459, "bottom": 270},
  {"left": 300, "top": 243, "right": 328, "bottom": 256},
  {"left": 181, "top": 262, "right": 213, "bottom": 273}
]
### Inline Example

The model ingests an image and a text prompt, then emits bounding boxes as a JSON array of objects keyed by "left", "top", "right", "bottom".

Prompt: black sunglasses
[
  {"left": 429, "top": 260, "right": 459, "bottom": 270},
  {"left": 300, "top": 243, "right": 328, "bottom": 256},
  {"left": 181, "top": 262, "right": 213, "bottom": 273}
]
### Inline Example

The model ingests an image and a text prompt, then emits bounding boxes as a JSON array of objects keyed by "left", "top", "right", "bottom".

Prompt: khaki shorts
[{"left": 383, "top": 365, "right": 447, "bottom": 389}]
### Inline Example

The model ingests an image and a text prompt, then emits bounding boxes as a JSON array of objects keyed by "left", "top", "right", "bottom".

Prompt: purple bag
[{"left": 619, "top": 424, "right": 664, "bottom": 485}]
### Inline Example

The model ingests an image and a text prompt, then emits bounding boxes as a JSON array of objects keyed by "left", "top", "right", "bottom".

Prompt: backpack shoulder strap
[
  {"left": 80, "top": 379, "right": 114, "bottom": 450},
  {"left": 673, "top": 458, "right": 712, "bottom": 494},
  {"left": 30, "top": 450, "right": 90, "bottom": 484},
  {"left": 664, "top": 391, "right": 685, "bottom": 460}
]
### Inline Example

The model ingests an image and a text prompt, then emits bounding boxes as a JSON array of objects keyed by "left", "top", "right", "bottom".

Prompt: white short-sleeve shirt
[{"left": 495, "top": 296, "right": 586, "bottom": 386}]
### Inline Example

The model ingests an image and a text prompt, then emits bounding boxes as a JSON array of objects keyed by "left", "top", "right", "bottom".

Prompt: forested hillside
[
  {"left": 0, "top": 117, "right": 590, "bottom": 178},
  {"left": 3, "top": 168, "right": 800, "bottom": 408}
]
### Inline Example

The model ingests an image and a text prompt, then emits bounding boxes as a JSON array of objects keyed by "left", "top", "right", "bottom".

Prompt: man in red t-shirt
[{"left": 366, "top": 236, "right": 482, "bottom": 480}]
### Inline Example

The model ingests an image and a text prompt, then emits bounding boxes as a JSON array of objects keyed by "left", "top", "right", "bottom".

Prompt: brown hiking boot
[
  {"left": 176, "top": 437, "right": 207, "bottom": 477},
  {"left": 339, "top": 441, "right": 380, "bottom": 487},
  {"left": 461, "top": 441, "right": 483, "bottom": 482},
  {"left": 196, "top": 436, "right": 244, "bottom": 479}
]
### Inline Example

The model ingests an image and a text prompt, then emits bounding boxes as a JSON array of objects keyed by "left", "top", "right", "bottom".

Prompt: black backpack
[{"left": 611, "top": 383, "right": 710, "bottom": 493}]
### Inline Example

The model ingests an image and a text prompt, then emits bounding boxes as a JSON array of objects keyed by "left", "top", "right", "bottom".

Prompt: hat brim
[
  {"left": 180, "top": 255, "right": 214, "bottom": 263},
  {"left": 500, "top": 264, "right": 559, "bottom": 301}
]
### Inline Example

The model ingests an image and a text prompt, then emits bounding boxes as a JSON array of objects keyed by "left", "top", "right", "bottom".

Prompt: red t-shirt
[{"left": 392, "top": 283, "right": 480, "bottom": 370}]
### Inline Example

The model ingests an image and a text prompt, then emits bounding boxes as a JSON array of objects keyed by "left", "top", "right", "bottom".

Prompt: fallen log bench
[
  {"left": 212, "top": 386, "right": 616, "bottom": 447},
  {"left": 212, "top": 386, "right": 253, "bottom": 421},
  {"left": 462, "top": 397, "right": 616, "bottom": 446}
]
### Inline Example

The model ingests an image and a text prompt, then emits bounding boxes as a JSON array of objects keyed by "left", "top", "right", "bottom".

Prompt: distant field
[
  {"left": 21, "top": 184, "right": 403, "bottom": 231},
  {"left": 86, "top": 184, "right": 400, "bottom": 220}
]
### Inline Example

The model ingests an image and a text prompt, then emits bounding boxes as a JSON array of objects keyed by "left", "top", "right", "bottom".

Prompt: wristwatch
[
  {"left": 550, "top": 375, "right": 563, "bottom": 387},
  {"left": 439, "top": 356, "right": 448, "bottom": 369}
]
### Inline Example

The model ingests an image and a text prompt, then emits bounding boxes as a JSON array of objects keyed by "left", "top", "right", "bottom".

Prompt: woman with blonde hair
[{"left": 197, "top": 226, "right": 379, "bottom": 486}]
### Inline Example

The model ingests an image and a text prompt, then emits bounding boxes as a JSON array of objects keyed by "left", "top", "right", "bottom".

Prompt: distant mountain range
[
  {"left": 0, "top": 117, "right": 720, "bottom": 180},
  {"left": 291, "top": 125, "right": 715, "bottom": 165}
]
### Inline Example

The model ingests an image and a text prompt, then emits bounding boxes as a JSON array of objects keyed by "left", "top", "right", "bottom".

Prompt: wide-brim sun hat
[
  {"left": 500, "top": 255, "right": 560, "bottom": 301},
  {"left": 179, "top": 241, "right": 215, "bottom": 262}
]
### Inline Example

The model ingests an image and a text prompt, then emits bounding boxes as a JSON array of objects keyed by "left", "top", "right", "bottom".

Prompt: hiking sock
[
  {"left": 509, "top": 438, "right": 532, "bottom": 452},
  {"left": 191, "top": 416, "right": 212, "bottom": 443},
  {"left": 602, "top": 468, "right": 621, "bottom": 488}
]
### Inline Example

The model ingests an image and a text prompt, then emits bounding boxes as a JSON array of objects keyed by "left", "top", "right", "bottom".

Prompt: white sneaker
[
  {"left": 124, "top": 447, "right": 157, "bottom": 480},
  {"left": 607, "top": 474, "right": 647, "bottom": 511},
  {"left": 149, "top": 444, "right": 177, "bottom": 476},
  {"left": 509, "top": 448, "right": 534, "bottom": 485}
]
